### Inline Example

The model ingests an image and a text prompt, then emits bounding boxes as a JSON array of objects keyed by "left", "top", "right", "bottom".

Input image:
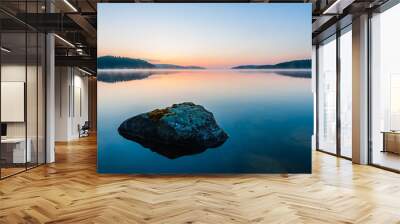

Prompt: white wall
[
  {"left": 71, "top": 73, "right": 89, "bottom": 138},
  {"left": 55, "top": 67, "right": 89, "bottom": 141},
  {"left": 55, "top": 66, "right": 70, "bottom": 141}
]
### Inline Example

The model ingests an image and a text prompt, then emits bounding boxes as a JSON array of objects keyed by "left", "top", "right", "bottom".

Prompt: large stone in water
[{"left": 118, "top": 102, "right": 228, "bottom": 159}]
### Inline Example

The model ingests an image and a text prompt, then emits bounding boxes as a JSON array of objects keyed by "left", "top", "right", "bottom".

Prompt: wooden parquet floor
[{"left": 1, "top": 135, "right": 400, "bottom": 224}]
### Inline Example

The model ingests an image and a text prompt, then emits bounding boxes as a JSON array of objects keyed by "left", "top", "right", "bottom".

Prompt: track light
[
  {"left": 1, "top": 47, "right": 11, "bottom": 53},
  {"left": 323, "top": 0, "right": 341, "bottom": 14},
  {"left": 54, "top": 34, "right": 75, "bottom": 48},
  {"left": 63, "top": 0, "right": 78, "bottom": 12},
  {"left": 78, "top": 67, "right": 93, "bottom": 76},
  {"left": 322, "top": 0, "right": 354, "bottom": 15}
]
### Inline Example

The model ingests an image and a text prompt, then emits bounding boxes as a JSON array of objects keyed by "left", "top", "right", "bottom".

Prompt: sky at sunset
[{"left": 98, "top": 3, "right": 311, "bottom": 69}]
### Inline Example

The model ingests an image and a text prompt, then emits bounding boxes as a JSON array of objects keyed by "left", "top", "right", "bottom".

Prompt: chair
[{"left": 79, "top": 121, "right": 90, "bottom": 138}]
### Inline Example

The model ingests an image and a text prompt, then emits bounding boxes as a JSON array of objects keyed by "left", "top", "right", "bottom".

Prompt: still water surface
[{"left": 97, "top": 69, "right": 313, "bottom": 173}]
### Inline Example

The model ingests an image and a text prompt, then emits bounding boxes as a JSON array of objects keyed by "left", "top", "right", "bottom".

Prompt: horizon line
[{"left": 97, "top": 55, "right": 312, "bottom": 69}]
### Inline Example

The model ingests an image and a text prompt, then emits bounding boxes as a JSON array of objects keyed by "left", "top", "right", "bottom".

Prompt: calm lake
[{"left": 97, "top": 69, "right": 313, "bottom": 173}]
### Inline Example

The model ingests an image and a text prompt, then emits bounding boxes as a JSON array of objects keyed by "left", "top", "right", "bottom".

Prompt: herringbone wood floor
[{"left": 1, "top": 135, "right": 400, "bottom": 224}]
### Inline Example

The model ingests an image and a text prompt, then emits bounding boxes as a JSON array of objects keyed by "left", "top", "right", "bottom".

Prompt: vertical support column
[
  {"left": 45, "top": 0, "right": 55, "bottom": 163},
  {"left": 46, "top": 33, "right": 55, "bottom": 163},
  {"left": 352, "top": 14, "right": 369, "bottom": 164}
]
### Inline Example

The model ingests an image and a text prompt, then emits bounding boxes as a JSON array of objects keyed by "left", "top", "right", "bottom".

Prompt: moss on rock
[{"left": 148, "top": 108, "right": 171, "bottom": 121}]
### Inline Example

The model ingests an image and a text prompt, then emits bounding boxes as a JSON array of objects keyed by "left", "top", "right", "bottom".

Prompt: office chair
[{"left": 79, "top": 121, "right": 90, "bottom": 138}]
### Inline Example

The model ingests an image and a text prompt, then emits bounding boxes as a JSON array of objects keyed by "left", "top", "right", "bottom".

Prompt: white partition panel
[{"left": 1, "top": 82, "right": 25, "bottom": 122}]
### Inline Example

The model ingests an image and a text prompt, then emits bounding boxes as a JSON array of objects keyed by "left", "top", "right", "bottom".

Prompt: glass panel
[
  {"left": 26, "top": 0, "right": 39, "bottom": 169},
  {"left": 0, "top": 1, "right": 46, "bottom": 179},
  {"left": 371, "top": 3, "right": 400, "bottom": 171},
  {"left": 318, "top": 36, "right": 337, "bottom": 154},
  {"left": 1, "top": 31, "right": 27, "bottom": 177},
  {"left": 38, "top": 33, "right": 45, "bottom": 165},
  {"left": 390, "top": 75, "right": 400, "bottom": 130},
  {"left": 27, "top": 31, "right": 38, "bottom": 169},
  {"left": 339, "top": 28, "right": 352, "bottom": 158}
]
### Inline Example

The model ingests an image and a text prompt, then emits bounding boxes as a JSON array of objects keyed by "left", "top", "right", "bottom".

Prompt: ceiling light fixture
[
  {"left": 63, "top": 0, "right": 78, "bottom": 12},
  {"left": 322, "top": 0, "right": 342, "bottom": 14},
  {"left": 76, "top": 48, "right": 85, "bottom": 56},
  {"left": 78, "top": 67, "right": 93, "bottom": 76},
  {"left": 54, "top": 34, "right": 75, "bottom": 48},
  {"left": 322, "top": 0, "right": 355, "bottom": 15},
  {"left": 1, "top": 47, "right": 11, "bottom": 53}
]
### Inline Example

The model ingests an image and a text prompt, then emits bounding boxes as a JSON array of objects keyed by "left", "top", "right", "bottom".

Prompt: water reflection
[
  {"left": 237, "top": 69, "right": 311, "bottom": 78},
  {"left": 118, "top": 131, "right": 226, "bottom": 159},
  {"left": 98, "top": 69, "right": 183, "bottom": 83},
  {"left": 97, "top": 69, "right": 313, "bottom": 173},
  {"left": 98, "top": 69, "right": 311, "bottom": 83}
]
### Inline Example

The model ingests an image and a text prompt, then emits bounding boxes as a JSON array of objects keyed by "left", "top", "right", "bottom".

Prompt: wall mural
[{"left": 97, "top": 3, "right": 313, "bottom": 173}]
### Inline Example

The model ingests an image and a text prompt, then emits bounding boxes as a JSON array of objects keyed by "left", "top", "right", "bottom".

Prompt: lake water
[{"left": 97, "top": 69, "right": 313, "bottom": 173}]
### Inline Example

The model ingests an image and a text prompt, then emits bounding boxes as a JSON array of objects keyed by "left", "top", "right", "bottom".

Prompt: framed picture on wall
[{"left": 97, "top": 3, "right": 313, "bottom": 174}]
